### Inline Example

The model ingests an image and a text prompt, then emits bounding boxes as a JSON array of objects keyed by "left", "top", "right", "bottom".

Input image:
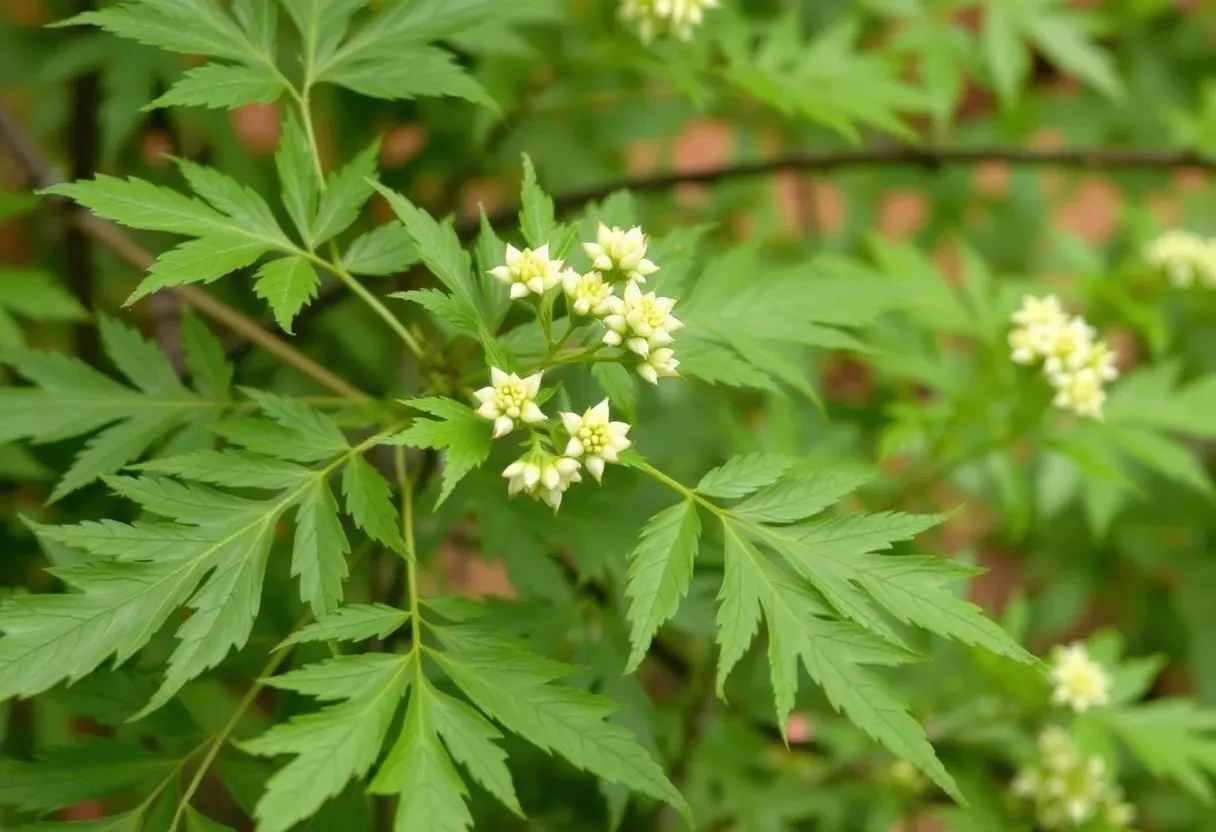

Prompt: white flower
[
  {"left": 584, "top": 223, "right": 660, "bottom": 283},
  {"left": 1050, "top": 643, "right": 1111, "bottom": 713},
  {"left": 562, "top": 269, "right": 616, "bottom": 317},
  {"left": 473, "top": 368, "right": 546, "bottom": 438},
  {"left": 638, "top": 347, "right": 679, "bottom": 385},
  {"left": 603, "top": 280, "right": 683, "bottom": 356},
  {"left": 503, "top": 454, "right": 582, "bottom": 511},
  {"left": 1014, "top": 727, "right": 1133, "bottom": 830},
  {"left": 489, "top": 243, "right": 564, "bottom": 299},
  {"left": 1042, "top": 317, "right": 1097, "bottom": 380},
  {"left": 1051, "top": 368, "right": 1107, "bottom": 419},
  {"left": 619, "top": 0, "right": 719, "bottom": 42},
  {"left": 560, "top": 399, "right": 632, "bottom": 481},
  {"left": 1144, "top": 229, "right": 1212, "bottom": 287},
  {"left": 1013, "top": 294, "right": 1068, "bottom": 331}
]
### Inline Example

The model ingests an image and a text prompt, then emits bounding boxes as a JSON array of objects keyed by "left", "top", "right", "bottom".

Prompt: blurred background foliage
[{"left": 3, "top": 0, "right": 1216, "bottom": 829}]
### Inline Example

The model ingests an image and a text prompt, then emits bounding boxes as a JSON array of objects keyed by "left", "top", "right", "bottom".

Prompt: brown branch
[
  {"left": 0, "top": 101, "right": 371, "bottom": 402},
  {"left": 466, "top": 144, "right": 1216, "bottom": 235}
]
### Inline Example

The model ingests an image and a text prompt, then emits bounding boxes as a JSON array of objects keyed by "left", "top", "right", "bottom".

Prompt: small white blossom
[
  {"left": 603, "top": 280, "right": 683, "bottom": 356},
  {"left": 638, "top": 347, "right": 679, "bottom": 385},
  {"left": 619, "top": 0, "right": 719, "bottom": 43},
  {"left": 1013, "top": 727, "right": 1133, "bottom": 830},
  {"left": 1041, "top": 317, "right": 1098, "bottom": 381},
  {"left": 502, "top": 453, "right": 582, "bottom": 511},
  {"left": 1050, "top": 643, "right": 1111, "bottom": 713},
  {"left": 583, "top": 223, "right": 660, "bottom": 283},
  {"left": 473, "top": 368, "right": 546, "bottom": 438},
  {"left": 560, "top": 399, "right": 632, "bottom": 481},
  {"left": 1050, "top": 368, "right": 1107, "bottom": 419},
  {"left": 1144, "top": 228, "right": 1216, "bottom": 288},
  {"left": 562, "top": 269, "right": 616, "bottom": 317},
  {"left": 489, "top": 243, "right": 564, "bottom": 299}
]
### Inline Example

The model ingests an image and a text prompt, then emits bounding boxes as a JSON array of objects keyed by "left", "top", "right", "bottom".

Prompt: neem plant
[{"left": 2, "top": 1, "right": 1216, "bottom": 831}]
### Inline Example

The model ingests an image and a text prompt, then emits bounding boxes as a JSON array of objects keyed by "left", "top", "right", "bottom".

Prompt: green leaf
[
  {"left": 1105, "top": 363, "right": 1216, "bottom": 440},
  {"left": 722, "top": 521, "right": 958, "bottom": 800},
  {"left": 185, "top": 807, "right": 237, "bottom": 832},
  {"left": 181, "top": 314, "right": 234, "bottom": 401},
  {"left": 731, "top": 471, "right": 872, "bottom": 525},
  {"left": 43, "top": 175, "right": 229, "bottom": 236},
  {"left": 281, "top": 0, "right": 365, "bottom": 68},
  {"left": 591, "top": 363, "right": 637, "bottom": 423},
  {"left": 293, "top": 478, "right": 350, "bottom": 616},
  {"left": 386, "top": 397, "right": 492, "bottom": 506},
  {"left": 697, "top": 453, "right": 793, "bottom": 500},
  {"left": 0, "top": 738, "right": 176, "bottom": 812},
  {"left": 624, "top": 499, "right": 701, "bottom": 672},
  {"left": 392, "top": 289, "right": 481, "bottom": 337},
  {"left": 60, "top": 1, "right": 254, "bottom": 62},
  {"left": 134, "top": 449, "right": 310, "bottom": 490},
  {"left": 519, "top": 154, "right": 556, "bottom": 249},
  {"left": 129, "top": 234, "right": 269, "bottom": 304},
  {"left": 429, "top": 689, "right": 524, "bottom": 817},
  {"left": 715, "top": 528, "right": 765, "bottom": 694},
  {"left": 1027, "top": 14, "right": 1123, "bottom": 100},
  {"left": 981, "top": 6, "right": 1029, "bottom": 106},
  {"left": 0, "top": 269, "right": 85, "bottom": 346},
  {"left": 341, "top": 456, "right": 407, "bottom": 554},
  {"left": 1105, "top": 700, "right": 1216, "bottom": 801},
  {"left": 435, "top": 640, "right": 690, "bottom": 819},
  {"left": 146, "top": 62, "right": 283, "bottom": 110},
  {"left": 312, "top": 139, "right": 382, "bottom": 245},
  {"left": 342, "top": 222, "right": 419, "bottom": 276},
  {"left": 371, "top": 681, "right": 472, "bottom": 832},
  {"left": 174, "top": 158, "right": 285, "bottom": 241},
  {"left": 276, "top": 111, "right": 320, "bottom": 245},
  {"left": 279, "top": 603, "right": 410, "bottom": 649},
  {"left": 242, "top": 389, "right": 350, "bottom": 458},
  {"left": 254, "top": 256, "right": 321, "bottom": 333},
  {"left": 243, "top": 653, "right": 412, "bottom": 832},
  {"left": 326, "top": 47, "right": 495, "bottom": 109}
]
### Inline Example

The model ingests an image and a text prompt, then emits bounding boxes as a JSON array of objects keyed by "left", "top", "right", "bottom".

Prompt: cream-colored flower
[
  {"left": 1042, "top": 317, "right": 1097, "bottom": 380},
  {"left": 562, "top": 269, "right": 616, "bottom": 317},
  {"left": 1050, "top": 368, "right": 1107, "bottom": 419},
  {"left": 602, "top": 280, "right": 683, "bottom": 356},
  {"left": 1144, "top": 229, "right": 1210, "bottom": 287},
  {"left": 489, "top": 243, "right": 564, "bottom": 299},
  {"left": 1050, "top": 643, "right": 1111, "bottom": 713},
  {"left": 560, "top": 399, "right": 632, "bottom": 481},
  {"left": 1013, "top": 294, "right": 1069, "bottom": 331},
  {"left": 638, "top": 347, "right": 679, "bottom": 385},
  {"left": 619, "top": 0, "right": 719, "bottom": 42},
  {"left": 473, "top": 368, "right": 546, "bottom": 438},
  {"left": 1014, "top": 727, "right": 1133, "bottom": 830},
  {"left": 583, "top": 223, "right": 659, "bottom": 283},
  {"left": 502, "top": 453, "right": 582, "bottom": 511}
]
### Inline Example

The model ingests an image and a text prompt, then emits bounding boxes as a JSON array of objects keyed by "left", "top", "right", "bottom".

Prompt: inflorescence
[
  {"left": 1049, "top": 642, "right": 1112, "bottom": 714},
  {"left": 1143, "top": 229, "right": 1216, "bottom": 288},
  {"left": 1012, "top": 727, "right": 1135, "bottom": 830},
  {"left": 618, "top": 0, "right": 719, "bottom": 43},
  {"left": 1008, "top": 295, "right": 1118, "bottom": 419},
  {"left": 478, "top": 223, "right": 684, "bottom": 509}
]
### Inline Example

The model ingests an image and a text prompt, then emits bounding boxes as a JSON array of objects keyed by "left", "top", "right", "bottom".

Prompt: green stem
[
  {"left": 310, "top": 246, "right": 425, "bottom": 358},
  {"left": 395, "top": 447, "right": 425, "bottom": 688}
]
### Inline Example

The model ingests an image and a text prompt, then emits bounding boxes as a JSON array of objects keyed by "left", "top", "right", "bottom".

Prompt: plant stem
[
  {"left": 315, "top": 245, "right": 425, "bottom": 358},
  {"left": 395, "top": 447, "right": 424, "bottom": 688}
]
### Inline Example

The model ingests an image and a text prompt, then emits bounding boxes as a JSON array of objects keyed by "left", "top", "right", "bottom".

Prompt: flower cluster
[
  {"left": 1011, "top": 727, "right": 1135, "bottom": 830},
  {"left": 1143, "top": 228, "right": 1216, "bottom": 288},
  {"left": 1049, "top": 643, "right": 1112, "bottom": 714},
  {"left": 1008, "top": 295, "right": 1118, "bottom": 419},
  {"left": 618, "top": 0, "right": 719, "bottom": 43},
  {"left": 473, "top": 366, "right": 632, "bottom": 510}
]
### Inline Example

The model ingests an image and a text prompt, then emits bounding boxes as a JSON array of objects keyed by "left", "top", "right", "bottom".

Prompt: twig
[
  {"left": 0, "top": 101, "right": 371, "bottom": 401},
  {"left": 467, "top": 143, "right": 1216, "bottom": 234}
]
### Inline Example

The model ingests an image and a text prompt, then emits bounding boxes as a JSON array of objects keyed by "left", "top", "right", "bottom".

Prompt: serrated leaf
[
  {"left": 0, "top": 738, "right": 176, "bottom": 812},
  {"left": 342, "top": 222, "right": 419, "bottom": 276},
  {"left": 982, "top": 7, "right": 1029, "bottom": 106},
  {"left": 697, "top": 453, "right": 793, "bottom": 500},
  {"left": 254, "top": 256, "right": 321, "bottom": 332},
  {"left": 267, "top": 653, "right": 408, "bottom": 702},
  {"left": 312, "top": 139, "right": 382, "bottom": 245},
  {"left": 60, "top": 1, "right": 254, "bottom": 61},
  {"left": 324, "top": 46, "right": 495, "bottom": 109},
  {"left": 277, "top": 111, "right": 319, "bottom": 245},
  {"left": 624, "top": 499, "right": 701, "bottom": 671},
  {"left": 519, "top": 154, "right": 555, "bottom": 249},
  {"left": 341, "top": 456, "right": 407, "bottom": 554},
  {"left": 435, "top": 642, "right": 689, "bottom": 819},
  {"left": 1028, "top": 14, "right": 1122, "bottom": 100},
  {"left": 181, "top": 314, "right": 233, "bottom": 400},
  {"left": 147, "top": 62, "right": 283, "bottom": 110},
  {"left": 0, "top": 269, "right": 85, "bottom": 346},
  {"left": 371, "top": 682, "right": 471, "bottom": 832},
  {"left": 391, "top": 289, "right": 481, "bottom": 337},
  {"left": 386, "top": 398, "right": 492, "bottom": 506},
  {"left": 731, "top": 471, "right": 871, "bottom": 524},
  {"left": 1104, "top": 700, "right": 1216, "bottom": 801},
  {"left": 279, "top": 603, "right": 410, "bottom": 649},
  {"left": 173, "top": 158, "right": 286, "bottom": 241},
  {"left": 281, "top": 0, "right": 365, "bottom": 67},
  {"left": 430, "top": 689, "right": 523, "bottom": 817},
  {"left": 243, "top": 653, "right": 412, "bottom": 832},
  {"left": 293, "top": 478, "right": 350, "bottom": 616},
  {"left": 242, "top": 389, "right": 349, "bottom": 457},
  {"left": 127, "top": 234, "right": 269, "bottom": 304},
  {"left": 715, "top": 528, "right": 764, "bottom": 694},
  {"left": 185, "top": 807, "right": 236, "bottom": 832}
]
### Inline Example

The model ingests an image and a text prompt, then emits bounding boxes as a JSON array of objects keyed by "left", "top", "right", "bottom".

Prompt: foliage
[{"left": 0, "top": 0, "right": 1215, "bottom": 830}]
